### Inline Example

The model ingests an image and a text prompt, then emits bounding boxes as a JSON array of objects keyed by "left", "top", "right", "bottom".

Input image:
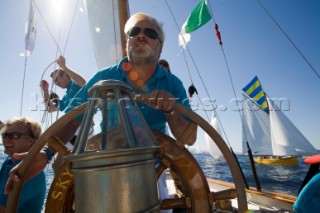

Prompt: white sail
[
  {"left": 205, "top": 111, "right": 223, "bottom": 158},
  {"left": 269, "top": 99, "right": 318, "bottom": 156},
  {"left": 242, "top": 95, "right": 317, "bottom": 156},
  {"left": 84, "top": 0, "right": 123, "bottom": 69},
  {"left": 241, "top": 96, "right": 272, "bottom": 155}
]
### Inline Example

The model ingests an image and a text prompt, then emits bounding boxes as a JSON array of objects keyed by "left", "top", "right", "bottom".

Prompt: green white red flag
[{"left": 179, "top": 0, "right": 212, "bottom": 48}]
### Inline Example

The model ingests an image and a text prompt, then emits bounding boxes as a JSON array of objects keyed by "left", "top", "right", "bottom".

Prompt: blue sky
[{"left": 0, "top": 0, "right": 319, "bottom": 152}]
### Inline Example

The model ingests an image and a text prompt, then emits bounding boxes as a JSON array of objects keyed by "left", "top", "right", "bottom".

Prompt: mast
[{"left": 118, "top": 0, "right": 130, "bottom": 57}]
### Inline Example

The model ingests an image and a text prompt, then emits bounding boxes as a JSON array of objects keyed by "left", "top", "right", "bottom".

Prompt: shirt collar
[
  {"left": 117, "top": 57, "right": 129, "bottom": 72},
  {"left": 116, "top": 57, "right": 167, "bottom": 93},
  {"left": 117, "top": 57, "right": 166, "bottom": 78},
  {"left": 66, "top": 80, "right": 73, "bottom": 89}
]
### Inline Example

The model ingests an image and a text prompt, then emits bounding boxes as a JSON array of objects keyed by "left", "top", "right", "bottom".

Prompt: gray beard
[{"left": 128, "top": 46, "right": 158, "bottom": 66}]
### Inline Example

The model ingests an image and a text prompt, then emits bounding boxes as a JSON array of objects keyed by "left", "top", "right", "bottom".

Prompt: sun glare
[{"left": 51, "top": 0, "right": 66, "bottom": 18}]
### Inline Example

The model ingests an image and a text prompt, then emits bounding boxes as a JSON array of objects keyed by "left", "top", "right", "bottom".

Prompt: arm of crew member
[
  {"left": 5, "top": 119, "right": 81, "bottom": 194},
  {"left": 40, "top": 80, "right": 50, "bottom": 102},
  {"left": 166, "top": 112, "right": 197, "bottom": 146},
  {"left": 139, "top": 90, "right": 197, "bottom": 146},
  {"left": 57, "top": 55, "right": 86, "bottom": 86},
  {"left": 40, "top": 80, "right": 58, "bottom": 112}
]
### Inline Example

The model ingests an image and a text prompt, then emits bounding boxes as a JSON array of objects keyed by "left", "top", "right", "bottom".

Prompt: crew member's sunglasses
[
  {"left": 126, "top": 27, "right": 160, "bottom": 40},
  {"left": 2, "top": 132, "right": 31, "bottom": 140}
]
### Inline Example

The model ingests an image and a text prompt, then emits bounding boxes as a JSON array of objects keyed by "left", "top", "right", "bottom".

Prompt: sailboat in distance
[
  {"left": 242, "top": 76, "right": 318, "bottom": 166},
  {"left": 205, "top": 111, "right": 223, "bottom": 158}
]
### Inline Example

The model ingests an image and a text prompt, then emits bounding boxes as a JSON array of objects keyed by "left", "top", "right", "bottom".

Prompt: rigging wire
[
  {"left": 19, "top": 56, "right": 28, "bottom": 116},
  {"left": 206, "top": 0, "right": 238, "bottom": 147},
  {"left": 180, "top": 49, "right": 210, "bottom": 122},
  {"left": 180, "top": 49, "right": 193, "bottom": 85},
  {"left": 163, "top": 0, "right": 193, "bottom": 85},
  {"left": 29, "top": 0, "right": 61, "bottom": 127},
  {"left": 163, "top": 0, "right": 210, "bottom": 122},
  {"left": 34, "top": 0, "right": 81, "bottom": 126},
  {"left": 33, "top": 1, "right": 63, "bottom": 56},
  {"left": 206, "top": 1, "right": 264, "bottom": 155},
  {"left": 39, "top": 60, "right": 57, "bottom": 124},
  {"left": 164, "top": 0, "right": 236, "bottom": 147},
  {"left": 61, "top": 0, "right": 81, "bottom": 55},
  {"left": 20, "top": 0, "right": 36, "bottom": 116},
  {"left": 47, "top": 8, "right": 67, "bottom": 125},
  {"left": 206, "top": 2, "right": 261, "bottom": 188},
  {"left": 256, "top": 0, "right": 320, "bottom": 80}
]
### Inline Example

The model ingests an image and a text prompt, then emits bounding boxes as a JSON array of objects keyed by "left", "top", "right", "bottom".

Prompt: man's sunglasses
[
  {"left": 126, "top": 27, "right": 160, "bottom": 40},
  {"left": 2, "top": 132, "right": 31, "bottom": 140}
]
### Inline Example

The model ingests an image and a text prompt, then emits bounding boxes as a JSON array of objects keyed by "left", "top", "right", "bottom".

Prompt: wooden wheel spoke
[
  {"left": 47, "top": 136, "right": 71, "bottom": 157},
  {"left": 161, "top": 196, "right": 191, "bottom": 209},
  {"left": 210, "top": 189, "right": 238, "bottom": 203}
]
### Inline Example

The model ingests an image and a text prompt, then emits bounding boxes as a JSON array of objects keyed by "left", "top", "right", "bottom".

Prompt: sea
[
  {"left": 0, "top": 146, "right": 309, "bottom": 198},
  {"left": 192, "top": 151, "right": 309, "bottom": 196}
]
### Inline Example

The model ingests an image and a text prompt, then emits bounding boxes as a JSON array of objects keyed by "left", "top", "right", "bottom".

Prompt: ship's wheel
[{"left": 6, "top": 103, "right": 248, "bottom": 213}]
